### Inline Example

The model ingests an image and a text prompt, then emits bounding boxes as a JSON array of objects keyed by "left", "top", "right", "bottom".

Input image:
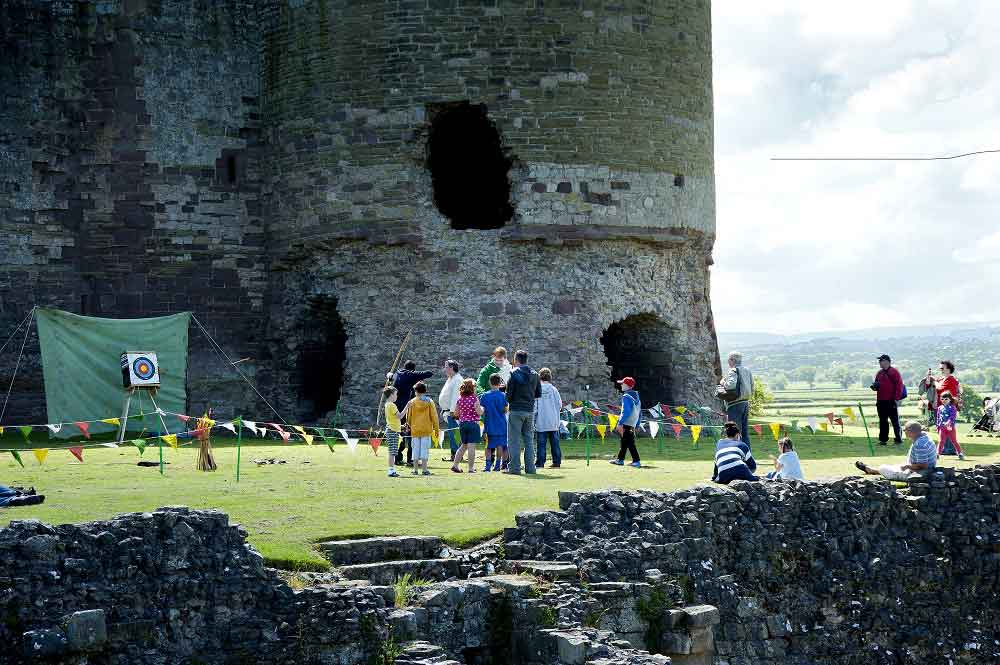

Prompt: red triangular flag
[
  {"left": 176, "top": 414, "right": 191, "bottom": 423},
  {"left": 370, "top": 438, "right": 382, "bottom": 454},
  {"left": 671, "top": 423, "right": 683, "bottom": 438},
  {"left": 74, "top": 422, "right": 90, "bottom": 439},
  {"left": 825, "top": 412, "right": 835, "bottom": 424},
  {"left": 588, "top": 409, "right": 601, "bottom": 417},
  {"left": 833, "top": 417, "right": 844, "bottom": 425},
  {"left": 662, "top": 405, "right": 671, "bottom": 417},
  {"left": 279, "top": 430, "right": 290, "bottom": 443},
  {"left": 69, "top": 447, "right": 84, "bottom": 463},
  {"left": 752, "top": 424, "right": 763, "bottom": 436}
]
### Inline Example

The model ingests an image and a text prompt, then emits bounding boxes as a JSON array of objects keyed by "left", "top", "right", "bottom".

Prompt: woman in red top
[{"left": 933, "top": 360, "right": 960, "bottom": 411}]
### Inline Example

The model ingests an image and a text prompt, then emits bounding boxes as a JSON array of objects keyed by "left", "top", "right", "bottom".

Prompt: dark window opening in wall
[
  {"left": 674, "top": 174, "right": 685, "bottom": 188},
  {"left": 227, "top": 156, "right": 238, "bottom": 184},
  {"left": 600, "top": 313, "right": 676, "bottom": 408},
  {"left": 426, "top": 101, "right": 514, "bottom": 230},
  {"left": 298, "top": 296, "right": 347, "bottom": 421},
  {"left": 80, "top": 295, "right": 88, "bottom": 315}
]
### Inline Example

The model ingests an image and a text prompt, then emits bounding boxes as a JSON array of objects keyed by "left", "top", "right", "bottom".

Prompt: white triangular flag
[
  {"left": 807, "top": 416, "right": 818, "bottom": 432},
  {"left": 569, "top": 407, "right": 583, "bottom": 415},
  {"left": 337, "top": 428, "right": 350, "bottom": 442},
  {"left": 560, "top": 420, "right": 569, "bottom": 430},
  {"left": 100, "top": 442, "right": 119, "bottom": 448},
  {"left": 220, "top": 421, "right": 236, "bottom": 434},
  {"left": 47, "top": 423, "right": 62, "bottom": 434},
  {"left": 347, "top": 437, "right": 359, "bottom": 451},
  {"left": 243, "top": 420, "right": 258, "bottom": 435},
  {"left": 437, "top": 431, "right": 446, "bottom": 447},
  {"left": 649, "top": 422, "right": 660, "bottom": 439}
]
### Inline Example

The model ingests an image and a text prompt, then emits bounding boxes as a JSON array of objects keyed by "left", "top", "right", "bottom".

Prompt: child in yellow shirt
[
  {"left": 400, "top": 381, "right": 440, "bottom": 476},
  {"left": 383, "top": 386, "right": 402, "bottom": 478}
]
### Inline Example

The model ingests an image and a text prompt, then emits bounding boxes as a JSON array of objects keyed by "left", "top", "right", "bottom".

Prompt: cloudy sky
[{"left": 710, "top": 0, "right": 1000, "bottom": 333}]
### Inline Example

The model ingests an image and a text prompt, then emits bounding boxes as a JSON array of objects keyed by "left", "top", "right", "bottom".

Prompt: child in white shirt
[{"left": 767, "top": 437, "right": 805, "bottom": 481}]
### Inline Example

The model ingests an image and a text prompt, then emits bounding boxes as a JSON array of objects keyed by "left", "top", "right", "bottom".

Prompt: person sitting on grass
[
  {"left": 765, "top": 437, "right": 804, "bottom": 481},
  {"left": 712, "top": 421, "right": 758, "bottom": 484},
  {"left": 855, "top": 420, "right": 937, "bottom": 481},
  {"left": 0, "top": 484, "right": 44, "bottom": 507}
]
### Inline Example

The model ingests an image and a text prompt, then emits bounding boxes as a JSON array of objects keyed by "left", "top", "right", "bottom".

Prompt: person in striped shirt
[
  {"left": 712, "top": 421, "right": 758, "bottom": 484},
  {"left": 855, "top": 420, "right": 937, "bottom": 481}
]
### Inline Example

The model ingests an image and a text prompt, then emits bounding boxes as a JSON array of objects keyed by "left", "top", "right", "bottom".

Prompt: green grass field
[{"left": 3, "top": 414, "right": 999, "bottom": 570}]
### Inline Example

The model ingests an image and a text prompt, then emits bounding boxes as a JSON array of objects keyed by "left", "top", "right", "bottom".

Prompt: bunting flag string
[
  {"left": 33, "top": 448, "right": 48, "bottom": 465},
  {"left": 47, "top": 423, "right": 62, "bottom": 434},
  {"left": 100, "top": 418, "right": 119, "bottom": 426}
]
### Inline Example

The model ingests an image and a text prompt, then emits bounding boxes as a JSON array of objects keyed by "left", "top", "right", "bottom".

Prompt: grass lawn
[{"left": 4, "top": 422, "right": 999, "bottom": 571}]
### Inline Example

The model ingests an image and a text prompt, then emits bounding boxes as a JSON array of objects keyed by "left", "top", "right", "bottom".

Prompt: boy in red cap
[{"left": 610, "top": 376, "right": 642, "bottom": 468}]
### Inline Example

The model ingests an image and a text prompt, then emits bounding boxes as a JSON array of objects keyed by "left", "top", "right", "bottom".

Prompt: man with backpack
[
  {"left": 872, "top": 354, "right": 905, "bottom": 445},
  {"left": 717, "top": 351, "right": 754, "bottom": 445}
]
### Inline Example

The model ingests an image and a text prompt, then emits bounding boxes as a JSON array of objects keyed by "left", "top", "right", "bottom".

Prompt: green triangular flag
[
  {"left": 19, "top": 425, "right": 32, "bottom": 442},
  {"left": 134, "top": 413, "right": 145, "bottom": 422},
  {"left": 10, "top": 450, "right": 24, "bottom": 468},
  {"left": 232, "top": 417, "right": 242, "bottom": 428},
  {"left": 132, "top": 439, "right": 147, "bottom": 456},
  {"left": 790, "top": 419, "right": 799, "bottom": 432}
]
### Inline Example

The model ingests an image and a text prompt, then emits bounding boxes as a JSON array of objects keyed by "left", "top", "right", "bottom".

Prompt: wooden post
[{"left": 236, "top": 416, "right": 243, "bottom": 483}]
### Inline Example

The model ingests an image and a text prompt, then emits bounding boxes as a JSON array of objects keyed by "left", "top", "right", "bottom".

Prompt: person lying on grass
[
  {"left": 855, "top": 420, "right": 937, "bottom": 481},
  {"left": 0, "top": 484, "right": 44, "bottom": 507}
]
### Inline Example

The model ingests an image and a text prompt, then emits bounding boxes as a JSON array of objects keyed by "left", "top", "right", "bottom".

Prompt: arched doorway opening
[
  {"left": 600, "top": 313, "right": 675, "bottom": 408},
  {"left": 298, "top": 296, "right": 347, "bottom": 422},
  {"left": 426, "top": 101, "right": 514, "bottom": 230}
]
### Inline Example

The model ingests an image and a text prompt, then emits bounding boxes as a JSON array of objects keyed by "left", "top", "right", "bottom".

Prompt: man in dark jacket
[
  {"left": 872, "top": 354, "right": 904, "bottom": 445},
  {"left": 504, "top": 349, "right": 542, "bottom": 475},
  {"left": 392, "top": 360, "right": 433, "bottom": 465}
]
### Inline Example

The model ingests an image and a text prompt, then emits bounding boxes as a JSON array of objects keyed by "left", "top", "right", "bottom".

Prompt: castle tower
[
  {"left": 262, "top": 0, "right": 721, "bottom": 423},
  {"left": 0, "top": 0, "right": 720, "bottom": 426}
]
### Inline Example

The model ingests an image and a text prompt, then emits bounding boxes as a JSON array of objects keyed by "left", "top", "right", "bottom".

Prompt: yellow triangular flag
[
  {"left": 769, "top": 422, "right": 781, "bottom": 440},
  {"left": 302, "top": 433, "right": 314, "bottom": 445},
  {"left": 33, "top": 448, "right": 49, "bottom": 465},
  {"left": 673, "top": 415, "right": 685, "bottom": 424},
  {"left": 293, "top": 425, "right": 307, "bottom": 436},
  {"left": 675, "top": 406, "right": 687, "bottom": 414},
  {"left": 844, "top": 406, "right": 856, "bottom": 422},
  {"left": 595, "top": 424, "right": 607, "bottom": 439},
  {"left": 101, "top": 418, "right": 120, "bottom": 426},
  {"left": 820, "top": 422, "right": 828, "bottom": 432},
  {"left": 163, "top": 434, "right": 178, "bottom": 449},
  {"left": 0, "top": 426, "right": 3, "bottom": 435},
  {"left": 608, "top": 414, "right": 619, "bottom": 430},
  {"left": 690, "top": 425, "right": 702, "bottom": 443}
]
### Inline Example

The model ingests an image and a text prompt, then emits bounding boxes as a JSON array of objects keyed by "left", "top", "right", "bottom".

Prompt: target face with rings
[{"left": 133, "top": 357, "right": 156, "bottom": 380}]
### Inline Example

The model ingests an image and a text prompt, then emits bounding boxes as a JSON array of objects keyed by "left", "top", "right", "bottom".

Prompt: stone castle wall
[
  {"left": 1, "top": 0, "right": 720, "bottom": 427},
  {"left": 262, "top": 0, "right": 720, "bottom": 423},
  {"left": 3, "top": 468, "right": 999, "bottom": 664}
]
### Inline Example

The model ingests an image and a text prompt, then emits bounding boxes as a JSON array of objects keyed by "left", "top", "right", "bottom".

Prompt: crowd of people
[{"left": 382, "top": 347, "right": 645, "bottom": 477}]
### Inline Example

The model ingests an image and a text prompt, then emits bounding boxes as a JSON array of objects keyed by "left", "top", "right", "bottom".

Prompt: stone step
[
  {"left": 508, "top": 560, "right": 580, "bottom": 580},
  {"left": 395, "top": 640, "right": 461, "bottom": 665},
  {"left": 337, "top": 558, "right": 461, "bottom": 585},
  {"left": 317, "top": 535, "right": 447, "bottom": 565}
]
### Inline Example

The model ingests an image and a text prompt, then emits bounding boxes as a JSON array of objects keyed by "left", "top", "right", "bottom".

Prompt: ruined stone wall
[
  {"left": 0, "top": 0, "right": 267, "bottom": 422},
  {"left": 261, "top": 0, "right": 720, "bottom": 424},
  {"left": 505, "top": 466, "right": 1000, "bottom": 664}
]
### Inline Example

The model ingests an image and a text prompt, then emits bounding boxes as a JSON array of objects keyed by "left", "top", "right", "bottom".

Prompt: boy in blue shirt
[
  {"left": 610, "top": 376, "right": 643, "bottom": 468},
  {"left": 480, "top": 374, "right": 509, "bottom": 472}
]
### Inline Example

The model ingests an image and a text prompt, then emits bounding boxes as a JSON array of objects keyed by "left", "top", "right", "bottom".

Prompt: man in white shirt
[{"left": 439, "top": 360, "right": 463, "bottom": 458}]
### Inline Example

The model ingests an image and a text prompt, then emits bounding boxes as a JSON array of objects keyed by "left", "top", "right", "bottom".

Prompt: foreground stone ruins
[{"left": 3, "top": 466, "right": 999, "bottom": 664}]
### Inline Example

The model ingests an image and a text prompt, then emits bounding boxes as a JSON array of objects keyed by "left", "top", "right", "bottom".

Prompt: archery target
[{"left": 121, "top": 351, "right": 161, "bottom": 387}]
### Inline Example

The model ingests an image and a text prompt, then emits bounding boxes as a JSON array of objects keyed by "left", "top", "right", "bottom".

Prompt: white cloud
[{"left": 710, "top": 1, "right": 1000, "bottom": 333}]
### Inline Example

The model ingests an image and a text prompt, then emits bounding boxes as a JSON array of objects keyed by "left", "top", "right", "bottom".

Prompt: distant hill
[{"left": 717, "top": 323, "right": 1000, "bottom": 386}]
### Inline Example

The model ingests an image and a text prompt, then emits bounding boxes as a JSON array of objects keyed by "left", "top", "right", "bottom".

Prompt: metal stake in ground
[{"left": 857, "top": 402, "right": 876, "bottom": 456}]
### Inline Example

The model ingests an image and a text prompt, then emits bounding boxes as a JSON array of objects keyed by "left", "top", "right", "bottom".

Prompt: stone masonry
[
  {"left": 3, "top": 466, "right": 1000, "bottom": 663},
  {"left": 1, "top": 0, "right": 720, "bottom": 427}
]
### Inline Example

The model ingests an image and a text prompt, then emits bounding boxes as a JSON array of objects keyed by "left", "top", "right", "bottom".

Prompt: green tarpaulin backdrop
[{"left": 36, "top": 309, "right": 191, "bottom": 439}]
